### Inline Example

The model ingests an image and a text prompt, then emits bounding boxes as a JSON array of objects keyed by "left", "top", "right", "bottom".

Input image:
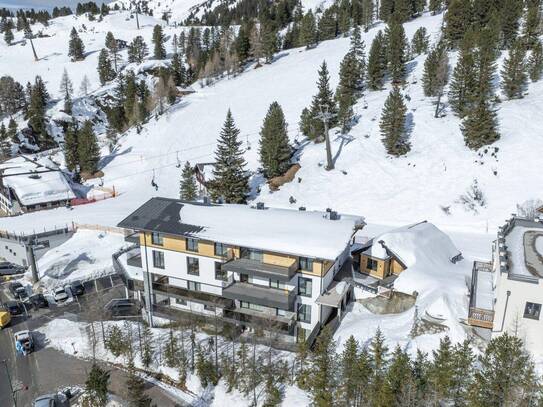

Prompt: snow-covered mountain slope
[{"left": 1, "top": 10, "right": 542, "bottom": 238}]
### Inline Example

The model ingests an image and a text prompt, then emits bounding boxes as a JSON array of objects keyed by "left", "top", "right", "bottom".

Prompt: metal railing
[{"left": 468, "top": 307, "right": 495, "bottom": 329}]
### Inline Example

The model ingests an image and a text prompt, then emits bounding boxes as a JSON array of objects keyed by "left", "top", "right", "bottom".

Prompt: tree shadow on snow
[
  {"left": 405, "top": 60, "right": 418, "bottom": 77},
  {"left": 39, "top": 52, "right": 62, "bottom": 61},
  {"left": 99, "top": 146, "right": 133, "bottom": 169},
  {"left": 404, "top": 112, "right": 415, "bottom": 140},
  {"left": 332, "top": 132, "right": 355, "bottom": 166}
]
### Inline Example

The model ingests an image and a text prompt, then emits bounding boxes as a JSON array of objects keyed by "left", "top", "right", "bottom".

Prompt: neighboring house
[
  {"left": 193, "top": 162, "right": 215, "bottom": 196},
  {"left": 0, "top": 156, "right": 75, "bottom": 215},
  {"left": 468, "top": 217, "right": 543, "bottom": 359},
  {"left": 352, "top": 238, "right": 407, "bottom": 280},
  {"left": 117, "top": 197, "right": 364, "bottom": 347}
]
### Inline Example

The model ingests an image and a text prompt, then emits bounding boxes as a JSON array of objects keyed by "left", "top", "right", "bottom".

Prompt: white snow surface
[
  {"left": 505, "top": 226, "right": 543, "bottom": 277},
  {"left": 537, "top": 236, "right": 543, "bottom": 257},
  {"left": 175, "top": 202, "right": 363, "bottom": 259},
  {"left": 35, "top": 230, "right": 126, "bottom": 288},
  {"left": 0, "top": 156, "right": 75, "bottom": 206}
]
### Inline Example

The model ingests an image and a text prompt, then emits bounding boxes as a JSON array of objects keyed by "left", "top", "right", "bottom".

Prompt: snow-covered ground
[
  {"left": 536, "top": 236, "right": 543, "bottom": 257},
  {"left": 35, "top": 229, "right": 127, "bottom": 288}
]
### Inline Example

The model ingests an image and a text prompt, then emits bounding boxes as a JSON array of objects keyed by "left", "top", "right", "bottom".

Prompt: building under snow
[
  {"left": 468, "top": 217, "right": 543, "bottom": 358},
  {"left": 0, "top": 156, "right": 75, "bottom": 215},
  {"left": 117, "top": 197, "right": 364, "bottom": 347}
]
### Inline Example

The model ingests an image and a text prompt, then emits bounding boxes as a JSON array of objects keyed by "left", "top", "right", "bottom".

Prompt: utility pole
[
  {"left": 2, "top": 360, "right": 16, "bottom": 407},
  {"left": 25, "top": 243, "right": 38, "bottom": 283},
  {"left": 132, "top": 0, "right": 140, "bottom": 30},
  {"left": 316, "top": 105, "right": 334, "bottom": 171}
]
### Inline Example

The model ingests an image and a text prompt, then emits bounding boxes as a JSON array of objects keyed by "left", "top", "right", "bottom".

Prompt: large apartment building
[
  {"left": 468, "top": 217, "right": 543, "bottom": 359},
  {"left": 118, "top": 197, "right": 364, "bottom": 345}
]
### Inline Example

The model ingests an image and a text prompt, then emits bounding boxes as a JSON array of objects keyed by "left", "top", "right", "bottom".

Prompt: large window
[
  {"left": 270, "top": 279, "right": 286, "bottom": 290},
  {"left": 152, "top": 250, "right": 165, "bottom": 269},
  {"left": 240, "top": 301, "right": 264, "bottom": 312},
  {"left": 297, "top": 304, "right": 311, "bottom": 323},
  {"left": 298, "top": 277, "right": 312, "bottom": 297},
  {"left": 186, "top": 238, "right": 199, "bottom": 252},
  {"left": 299, "top": 257, "right": 314, "bottom": 271},
  {"left": 187, "top": 257, "right": 199, "bottom": 275},
  {"left": 215, "top": 262, "right": 227, "bottom": 281},
  {"left": 524, "top": 302, "right": 541, "bottom": 320},
  {"left": 151, "top": 232, "right": 163, "bottom": 245},
  {"left": 175, "top": 298, "right": 187, "bottom": 305},
  {"left": 241, "top": 247, "right": 263, "bottom": 262},
  {"left": 366, "top": 257, "right": 379, "bottom": 271},
  {"left": 188, "top": 281, "right": 201, "bottom": 291},
  {"left": 214, "top": 242, "right": 228, "bottom": 257}
]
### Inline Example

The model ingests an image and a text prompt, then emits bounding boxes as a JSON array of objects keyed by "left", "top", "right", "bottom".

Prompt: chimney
[
  {"left": 256, "top": 202, "right": 265, "bottom": 210},
  {"left": 329, "top": 211, "right": 339, "bottom": 220}
]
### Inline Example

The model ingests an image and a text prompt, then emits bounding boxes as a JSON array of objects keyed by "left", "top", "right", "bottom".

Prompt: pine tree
[
  {"left": 97, "top": 48, "right": 115, "bottom": 85},
  {"left": 450, "top": 340, "right": 475, "bottom": 406},
  {"left": 83, "top": 363, "right": 110, "bottom": 407},
  {"left": 422, "top": 41, "right": 449, "bottom": 117},
  {"left": 499, "top": 0, "right": 523, "bottom": 49},
  {"left": 180, "top": 161, "right": 197, "bottom": 200},
  {"left": 105, "top": 31, "right": 120, "bottom": 72},
  {"left": 349, "top": 25, "right": 366, "bottom": 93},
  {"left": 4, "top": 26, "right": 13, "bottom": 45},
  {"left": 429, "top": 0, "right": 443, "bottom": 15},
  {"left": 309, "top": 326, "right": 336, "bottom": 407},
  {"left": 412, "top": 350, "right": 430, "bottom": 404},
  {"left": 385, "top": 19, "right": 408, "bottom": 83},
  {"left": 523, "top": 5, "right": 542, "bottom": 50},
  {"left": 7, "top": 118, "right": 17, "bottom": 143},
  {"left": 68, "top": 27, "right": 85, "bottom": 61},
  {"left": 128, "top": 35, "right": 148, "bottom": 64},
  {"left": 449, "top": 37, "right": 478, "bottom": 118},
  {"left": 64, "top": 122, "right": 79, "bottom": 172},
  {"left": 164, "top": 328, "right": 180, "bottom": 368},
  {"left": 336, "top": 52, "right": 358, "bottom": 133},
  {"left": 337, "top": 336, "right": 362, "bottom": 406},
  {"left": 141, "top": 324, "right": 154, "bottom": 368},
  {"left": 259, "top": 102, "right": 291, "bottom": 178},
  {"left": 209, "top": 110, "right": 250, "bottom": 203},
  {"left": 367, "top": 30, "right": 387, "bottom": 90},
  {"left": 126, "top": 357, "right": 152, "bottom": 407},
  {"left": 0, "top": 122, "right": 10, "bottom": 160},
  {"left": 462, "top": 98, "right": 500, "bottom": 150},
  {"left": 77, "top": 120, "right": 100, "bottom": 175},
  {"left": 443, "top": 0, "right": 472, "bottom": 48},
  {"left": 380, "top": 86, "right": 409, "bottom": 156},
  {"left": 411, "top": 27, "right": 429, "bottom": 56},
  {"left": 261, "top": 24, "right": 278, "bottom": 64},
  {"left": 152, "top": 24, "right": 166, "bottom": 59},
  {"left": 28, "top": 76, "right": 53, "bottom": 149},
  {"left": 529, "top": 40, "right": 543, "bottom": 82},
  {"left": 318, "top": 7, "right": 338, "bottom": 41},
  {"left": 501, "top": 39, "right": 527, "bottom": 99},
  {"left": 171, "top": 52, "right": 186, "bottom": 86},
  {"left": 368, "top": 328, "right": 389, "bottom": 406},
  {"left": 383, "top": 346, "right": 414, "bottom": 406},
  {"left": 427, "top": 336, "right": 454, "bottom": 403},
  {"left": 305, "top": 61, "right": 337, "bottom": 140},
  {"left": 80, "top": 75, "right": 91, "bottom": 96},
  {"left": 59, "top": 68, "right": 73, "bottom": 114},
  {"left": 299, "top": 10, "right": 317, "bottom": 49},
  {"left": 379, "top": 0, "right": 395, "bottom": 22}
]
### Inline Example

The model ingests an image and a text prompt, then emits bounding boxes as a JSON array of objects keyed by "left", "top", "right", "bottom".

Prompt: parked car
[
  {"left": 4, "top": 301, "right": 23, "bottom": 316},
  {"left": 68, "top": 280, "right": 85, "bottom": 296},
  {"left": 14, "top": 330, "right": 34, "bottom": 355},
  {"left": 53, "top": 287, "right": 69, "bottom": 302},
  {"left": 27, "top": 293, "right": 49, "bottom": 308},
  {"left": 0, "top": 310, "right": 11, "bottom": 329},
  {"left": 33, "top": 394, "right": 59, "bottom": 407},
  {"left": 0, "top": 262, "right": 24, "bottom": 276},
  {"left": 8, "top": 281, "right": 26, "bottom": 299}
]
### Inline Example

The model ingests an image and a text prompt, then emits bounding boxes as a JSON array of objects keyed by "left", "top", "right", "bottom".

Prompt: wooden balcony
[{"left": 468, "top": 307, "right": 495, "bottom": 329}]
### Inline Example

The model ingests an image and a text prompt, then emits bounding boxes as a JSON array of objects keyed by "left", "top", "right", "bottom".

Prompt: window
[
  {"left": 215, "top": 262, "right": 227, "bottom": 281},
  {"left": 204, "top": 304, "right": 216, "bottom": 312},
  {"left": 524, "top": 302, "right": 541, "bottom": 320},
  {"left": 188, "top": 281, "right": 201, "bottom": 291},
  {"left": 186, "top": 238, "right": 199, "bottom": 252},
  {"left": 276, "top": 308, "right": 287, "bottom": 317},
  {"left": 214, "top": 242, "right": 228, "bottom": 257},
  {"left": 187, "top": 257, "right": 199, "bottom": 275},
  {"left": 151, "top": 232, "right": 163, "bottom": 245},
  {"left": 241, "top": 247, "right": 263, "bottom": 262},
  {"left": 366, "top": 257, "right": 379, "bottom": 271},
  {"left": 240, "top": 273, "right": 249, "bottom": 283},
  {"left": 297, "top": 304, "right": 311, "bottom": 323},
  {"left": 298, "top": 277, "right": 312, "bottom": 297},
  {"left": 270, "top": 279, "right": 286, "bottom": 289},
  {"left": 240, "top": 301, "right": 264, "bottom": 312},
  {"left": 175, "top": 298, "right": 187, "bottom": 305},
  {"left": 152, "top": 250, "right": 165, "bottom": 269},
  {"left": 299, "top": 257, "right": 314, "bottom": 271}
]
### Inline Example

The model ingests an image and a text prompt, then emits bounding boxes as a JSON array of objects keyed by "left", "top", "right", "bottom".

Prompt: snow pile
[
  {"left": 36, "top": 230, "right": 127, "bottom": 288},
  {"left": 0, "top": 156, "right": 75, "bottom": 206},
  {"left": 335, "top": 222, "right": 470, "bottom": 354}
]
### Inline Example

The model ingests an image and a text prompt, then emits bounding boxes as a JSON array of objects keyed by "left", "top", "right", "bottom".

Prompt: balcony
[
  {"left": 223, "top": 308, "right": 295, "bottom": 334},
  {"left": 468, "top": 261, "right": 495, "bottom": 329},
  {"left": 222, "top": 281, "right": 296, "bottom": 310},
  {"left": 124, "top": 232, "right": 140, "bottom": 245},
  {"left": 221, "top": 258, "right": 297, "bottom": 282},
  {"left": 126, "top": 253, "right": 142, "bottom": 268},
  {"left": 152, "top": 282, "right": 234, "bottom": 309}
]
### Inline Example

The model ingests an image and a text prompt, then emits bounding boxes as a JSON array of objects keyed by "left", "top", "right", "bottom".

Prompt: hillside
[{"left": 0, "top": 6, "right": 542, "bottom": 236}]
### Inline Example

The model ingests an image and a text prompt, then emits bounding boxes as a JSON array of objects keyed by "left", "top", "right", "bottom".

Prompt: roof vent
[
  {"left": 299, "top": 206, "right": 306, "bottom": 211},
  {"left": 329, "top": 211, "right": 339, "bottom": 220},
  {"left": 256, "top": 202, "right": 265, "bottom": 210}
]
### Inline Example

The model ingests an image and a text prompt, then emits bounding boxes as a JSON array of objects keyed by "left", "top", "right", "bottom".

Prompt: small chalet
[{"left": 352, "top": 237, "right": 407, "bottom": 280}]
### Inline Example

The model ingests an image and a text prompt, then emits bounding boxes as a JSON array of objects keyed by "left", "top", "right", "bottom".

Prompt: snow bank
[{"left": 36, "top": 230, "right": 126, "bottom": 288}]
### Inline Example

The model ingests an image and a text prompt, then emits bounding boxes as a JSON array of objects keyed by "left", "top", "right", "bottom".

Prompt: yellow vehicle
[{"left": 0, "top": 310, "right": 11, "bottom": 329}]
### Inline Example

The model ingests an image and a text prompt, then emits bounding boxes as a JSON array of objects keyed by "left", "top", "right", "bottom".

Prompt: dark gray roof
[{"left": 117, "top": 197, "right": 206, "bottom": 236}]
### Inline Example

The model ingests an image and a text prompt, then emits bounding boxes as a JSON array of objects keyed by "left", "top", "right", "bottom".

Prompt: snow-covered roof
[
  {"left": 118, "top": 197, "right": 364, "bottom": 259},
  {"left": 503, "top": 221, "right": 543, "bottom": 279},
  {"left": 0, "top": 156, "right": 75, "bottom": 206}
]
